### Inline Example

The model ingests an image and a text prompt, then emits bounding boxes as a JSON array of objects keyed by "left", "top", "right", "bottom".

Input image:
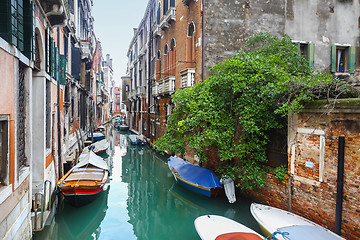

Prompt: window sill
[
  {"left": 0, "top": 184, "right": 12, "bottom": 205},
  {"left": 334, "top": 72, "right": 351, "bottom": 77}
]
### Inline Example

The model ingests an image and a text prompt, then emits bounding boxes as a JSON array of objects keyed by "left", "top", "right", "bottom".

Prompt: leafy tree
[{"left": 156, "top": 33, "right": 358, "bottom": 190}]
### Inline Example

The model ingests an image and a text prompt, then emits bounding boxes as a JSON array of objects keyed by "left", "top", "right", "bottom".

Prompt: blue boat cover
[
  {"left": 277, "top": 225, "right": 342, "bottom": 240},
  {"left": 168, "top": 156, "right": 223, "bottom": 189}
]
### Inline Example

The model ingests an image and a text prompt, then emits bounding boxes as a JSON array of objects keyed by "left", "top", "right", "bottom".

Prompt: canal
[{"left": 34, "top": 129, "right": 261, "bottom": 240}]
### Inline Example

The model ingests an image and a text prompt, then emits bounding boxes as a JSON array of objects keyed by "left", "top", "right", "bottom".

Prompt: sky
[{"left": 92, "top": 0, "right": 149, "bottom": 86}]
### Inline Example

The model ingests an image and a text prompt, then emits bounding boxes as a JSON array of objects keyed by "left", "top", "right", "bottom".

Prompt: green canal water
[{"left": 34, "top": 130, "right": 261, "bottom": 240}]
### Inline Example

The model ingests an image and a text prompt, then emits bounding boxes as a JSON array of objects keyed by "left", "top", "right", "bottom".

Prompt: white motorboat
[
  {"left": 250, "top": 203, "right": 345, "bottom": 240},
  {"left": 194, "top": 215, "right": 264, "bottom": 240}
]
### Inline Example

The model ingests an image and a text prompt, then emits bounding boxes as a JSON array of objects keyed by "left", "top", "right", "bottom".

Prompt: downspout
[
  {"left": 57, "top": 27, "right": 62, "bottom": 179},
  {"left": 148, "top": 6, "right": 153, "bottom": 139},
  {"left": 335, "top": 136, "right": 345, "bottom": 235},
  {"left": 201, "top": 0, "right": 205, "bottom": 81}
]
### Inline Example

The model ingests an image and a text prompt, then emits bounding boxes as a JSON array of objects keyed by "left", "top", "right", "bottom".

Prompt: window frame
[
  {"left": 331, "top": 44, "right": 355, "bottom": 74},
  {"left": 293, "top": 41, "right": 314, "bottom": 69}
]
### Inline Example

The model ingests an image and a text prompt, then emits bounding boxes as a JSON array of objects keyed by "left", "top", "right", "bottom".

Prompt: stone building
[
  {"left": 126, "top": 0, "right": 156, "bottom": 137},
  {"left": 0, "top": 0, "right": 108, "bottom": 238},
  {"left": 126, "top": 0, "right": 360, "bottom": 238}
]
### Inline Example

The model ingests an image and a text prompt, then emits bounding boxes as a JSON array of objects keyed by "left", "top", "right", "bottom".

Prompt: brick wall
[{"left": 247, "top": 99, "right": 360, "bottom": 240}]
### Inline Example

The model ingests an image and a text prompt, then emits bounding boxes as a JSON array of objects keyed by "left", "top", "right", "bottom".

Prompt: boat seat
[
  {"left": 215, "top": 232, "right": 263, "bottom": 240},
  {"left": 65, "top": 172, "right": 104, "bottom": 182}
]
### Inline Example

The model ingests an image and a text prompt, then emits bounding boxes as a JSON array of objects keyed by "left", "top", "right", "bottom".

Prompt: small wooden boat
[
  {"left": 57, "top": 151, "right": 109, "bottom": 207},
  {"left": 94, "top": 126, "right": 106, "bottom": 133},
  {"left": 128, "top": 134, "right": 147, "bottom": 145},
  {"left": 83, "top": 139, "right": 109, "bottom": 154},
  {"left": 168, "top": 156, "right": 223, "bottom": 198},
  {"left": 87, "top": 132, "right": 105, "bottom": 142},
  {"left": 250, "top": 203, "right": 345, "bottom": 240},
  {"left": 118, "top": 124, "right": 129, "bottom": 131},
  {"left": 194, "top": 215, "right": 264, "bottom": 240}
]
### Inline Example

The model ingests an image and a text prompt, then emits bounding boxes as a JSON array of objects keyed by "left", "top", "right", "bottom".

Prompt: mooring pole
[{"left": 335, "top": 136, "right": 345, "bottom": 235}]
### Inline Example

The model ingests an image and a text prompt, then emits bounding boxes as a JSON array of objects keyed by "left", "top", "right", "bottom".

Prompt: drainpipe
[
  {"left": 201, "top": 0, "right": 205, "bottom": 81},
  {"left": 335, "top": 136, "right": 345, "bottom": 235},
  {"left": 148, "top": 6, "right": 153, "bottom": 139},
  {"left": 57, "top": 27, "right": 62, "bottom": 179}
]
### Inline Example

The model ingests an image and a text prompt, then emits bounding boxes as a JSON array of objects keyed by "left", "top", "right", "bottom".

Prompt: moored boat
[
  {"left": 168, "top": 156, "right": 223, "bottom": 198},
  {"left": 57, "top": 151, "right": 109, "bottom": 207},
  {"left": 128, "top": 134, "right": 147, "bottom": 145},
  {"left": 83, "top": 139, "right": 109, "bottom": 154},
  {"left": 118, "top": 124, "right": 129, "bottom": 131},
  {"left": 87, "top": 132, "right": 105, "bottom": 142},
  {"left": 194, "top": 215, "right": 264, "bottom": 240},
  {"left": 250, "top": 203, "right": 345, "bottom": 240}
]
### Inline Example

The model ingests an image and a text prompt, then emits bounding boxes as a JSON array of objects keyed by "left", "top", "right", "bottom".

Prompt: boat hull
[
  {"left": 61, "top": 187, "right": 104, "bottom": 207},
  {"left": 195, "top": 215, "right": 264, "bottom": 240},
  {"left": 250, "top": 203, "right": 345, "bottom": 240},
  {"left": 173, "top": 174, "right": 223, "bottom": 198}
]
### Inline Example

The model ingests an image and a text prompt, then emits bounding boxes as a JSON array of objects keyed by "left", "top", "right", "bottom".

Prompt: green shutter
[
  {"left": 294, "top": 42, "right": 300, "bottom": 51},
  {"left": 55, "top": 47, "right": 59, "bottom": 80},
  {"left": 10, "top": 0, "right": 17, "bottom": 46},
  {"left": 331, "top": 45, "right": 336, "bottom": 73},
  {"left": 307, "top": 43, "right": 315, "bottom": 69},
  {"left": 0, "top": 0, "right": 10, "bottom": 42},
  {"left": 59, "top": 54, "right": 66, "bottom": 85},
  {"left": 347, "top": 46, "right": 356, "bottom": 74},
  {"left": 16, "top": 0, "right": 24, "bottom": 51},
  {"left": 23, "top": 0, "right": 34, "bottom": 59}
]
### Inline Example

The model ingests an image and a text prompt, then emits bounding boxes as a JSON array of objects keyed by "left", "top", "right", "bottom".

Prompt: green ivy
[{"left": 155, "top": 33, "right": 358, "bottom": 190}]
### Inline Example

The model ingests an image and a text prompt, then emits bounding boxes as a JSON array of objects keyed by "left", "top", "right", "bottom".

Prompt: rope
[{"left": 265, "top": 231, "right": 290, "bottom": 240}]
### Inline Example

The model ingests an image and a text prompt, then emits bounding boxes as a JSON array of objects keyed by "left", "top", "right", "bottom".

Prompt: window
[
  {"left": 0, "top": 0, "right": 34, "bottom": 58},
  {"left": 125, "top": 85, "right": 129, "bottom": 92},
  {"left": 332, "top": 45, "right": 355, "bottom": 74},
  {"left": 169, "top": 39, "right": 176, "bottom": 75},
  {"left": 163, "top": 0, "right": 168, "bottom": 15},
  {"left": 293, "top": 41, "right": 314, "bottom": 68},
  {"left": 46, "top": 81, "right": 51, "bottom": 148},
  {"left": 186, "top": 23, "right": 196, "bottom": 68},
  {"left": 0, "top": 117, "right": 9, "bottom": 186}
]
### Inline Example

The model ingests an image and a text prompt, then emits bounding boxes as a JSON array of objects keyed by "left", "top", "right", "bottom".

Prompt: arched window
[
  {"left": 163, "top": 0, "right": 168, "bottom": 15},
  {"left": 156, "top": 50, "right": 162, "bottom": 80},
  {"left": 186, "top": 22, "right": 196, "bottom": 68},
  {"left": 164, "top": 44, "right": 169, "bottom": 76},
  {"left": 169, "top": 39, "right": 176, "bottom": 75},
  {"left": 157, "top": 3, "right": 161, "bottom": 24}
]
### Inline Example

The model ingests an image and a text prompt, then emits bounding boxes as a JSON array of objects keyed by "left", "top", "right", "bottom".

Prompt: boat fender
[{"left": 220, "top": 177, "right": 236, "bottom": 204}]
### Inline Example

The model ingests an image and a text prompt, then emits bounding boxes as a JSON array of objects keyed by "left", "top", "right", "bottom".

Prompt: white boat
[
  {"left": 250, "top": 203, "right": 345, "bottom": 240},
  {"left": 83, "top": 139, "right": 109, "bottom": 154},
  {"left": 194, "top": 215, "right": 264, "bottom": 240}
]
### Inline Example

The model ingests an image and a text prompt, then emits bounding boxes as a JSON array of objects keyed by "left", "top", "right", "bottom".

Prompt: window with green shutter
[
  {"left": 331, "top": 45, "right": 355, "bottom": 74},
  {"left": 293, "top": 41, "right": 314, "bottom": 69}
]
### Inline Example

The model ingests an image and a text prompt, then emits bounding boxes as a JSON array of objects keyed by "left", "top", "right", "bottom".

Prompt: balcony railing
[
  {"left": 39, "top": 0, "right": 69, "bottom": 27},
  {"left": 152, "top": 82, "right": 158, "bottom": 96},
  {"left": 160, "top": 7, "right": 176, "bottom": 30},
  {"left": 153, "top": 76, "right": 175, "bottom": 96},
  {"left": 80, "top": 40, "right": 91, "bottom": 59},
  {"left": 180, "top": 68, "right": 195, "bottom": 89},
  {"left": 152, "top": 24, "right": 161, "bottom": 38}
]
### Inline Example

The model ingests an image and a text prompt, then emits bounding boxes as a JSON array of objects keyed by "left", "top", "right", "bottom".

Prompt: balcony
[
  {"left": 152, "top": 24, "right": 161, "bottom": 38},
  {"left": 160, "top": 7, "right": 176, "bottom": 30},
  {"left": 128, "top": 90, "right": 136, "bottom": 99},
  {"left": 162, "top": 76, "right": 175, "bottom": 94},
  {"left": 152, "top": 82, "right": 159, "bottom": 96},
  {"left": 136, "top": 86, "right": 143, "bottom": 96},
  {"left": 80, "top": 40, "right": 91, "bottom": 60},
  {"left": 39, "top": 0, "right": 69, "bottom": 27},
  {"left": 139, "top": 47, "right": 146, "bottom": 57},
  {"left": 180, "top": 68, "right": 195, "bottom": 89}
]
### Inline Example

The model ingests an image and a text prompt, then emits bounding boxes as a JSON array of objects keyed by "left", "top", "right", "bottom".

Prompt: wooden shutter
[
  {"left": 23, "top": 0, "right": 34, "bottom": 59},
  {"left": 55, "top": 47, "right": 59, "bottom": 80},
  {"left": 347, "top": 46, "right": 356, "bottom": 74},
  {"left": 59, "top": 54, "right": 66, "bottom": 85},
  {"left": 17, "top": 0, "right": 24, "bottom": 51},
  {"left": 331, "top": 45, "right": 336, "bottom": 73},
  {"left": 307, "top": 43, "right": 315, "bottom": 69}
]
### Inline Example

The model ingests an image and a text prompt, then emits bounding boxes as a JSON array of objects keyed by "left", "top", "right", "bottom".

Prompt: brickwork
[{"left": 247, "top": 99, "right": 360, "bottom": 240}]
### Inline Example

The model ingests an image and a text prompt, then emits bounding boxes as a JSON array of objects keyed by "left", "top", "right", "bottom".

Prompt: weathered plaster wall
[
  {"left": 204, "top": 0, "right": 287, "bottom": 78},
  {"left": 285, "top": 0, "right": 360, "bottom": 76}
]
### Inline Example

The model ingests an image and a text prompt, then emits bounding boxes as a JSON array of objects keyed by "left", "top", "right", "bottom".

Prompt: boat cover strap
[
  {"left": 215, "top": 232, "right": 263, "bottom": 240},
  {"left": 65, "top": 172, "right": 104, "bottom": 182}
]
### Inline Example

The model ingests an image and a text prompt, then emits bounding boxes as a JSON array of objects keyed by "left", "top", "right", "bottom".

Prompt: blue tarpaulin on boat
[
  {"left": 168, "top": 156, "right": 223, "bottom": 188},
  {"left": 278, "top": 225, "right": 342, "bottom": 240}
]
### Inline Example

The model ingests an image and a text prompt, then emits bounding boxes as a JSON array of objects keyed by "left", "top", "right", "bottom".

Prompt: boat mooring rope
[{"left": 265, "top": 231, "right": 290, "bottom": 240}]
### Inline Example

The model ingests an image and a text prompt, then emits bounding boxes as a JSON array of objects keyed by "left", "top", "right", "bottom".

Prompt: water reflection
[{"left": 35, "top": 130, "right": 261, "bottom": 240}]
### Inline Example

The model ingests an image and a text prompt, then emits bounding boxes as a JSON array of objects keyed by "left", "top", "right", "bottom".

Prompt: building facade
[
  {"left": 0, "top": 0, "right": 110, "bottom": 238},
  {"left": 125, "top": 0, "right": 360, "bottom": 239}
]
